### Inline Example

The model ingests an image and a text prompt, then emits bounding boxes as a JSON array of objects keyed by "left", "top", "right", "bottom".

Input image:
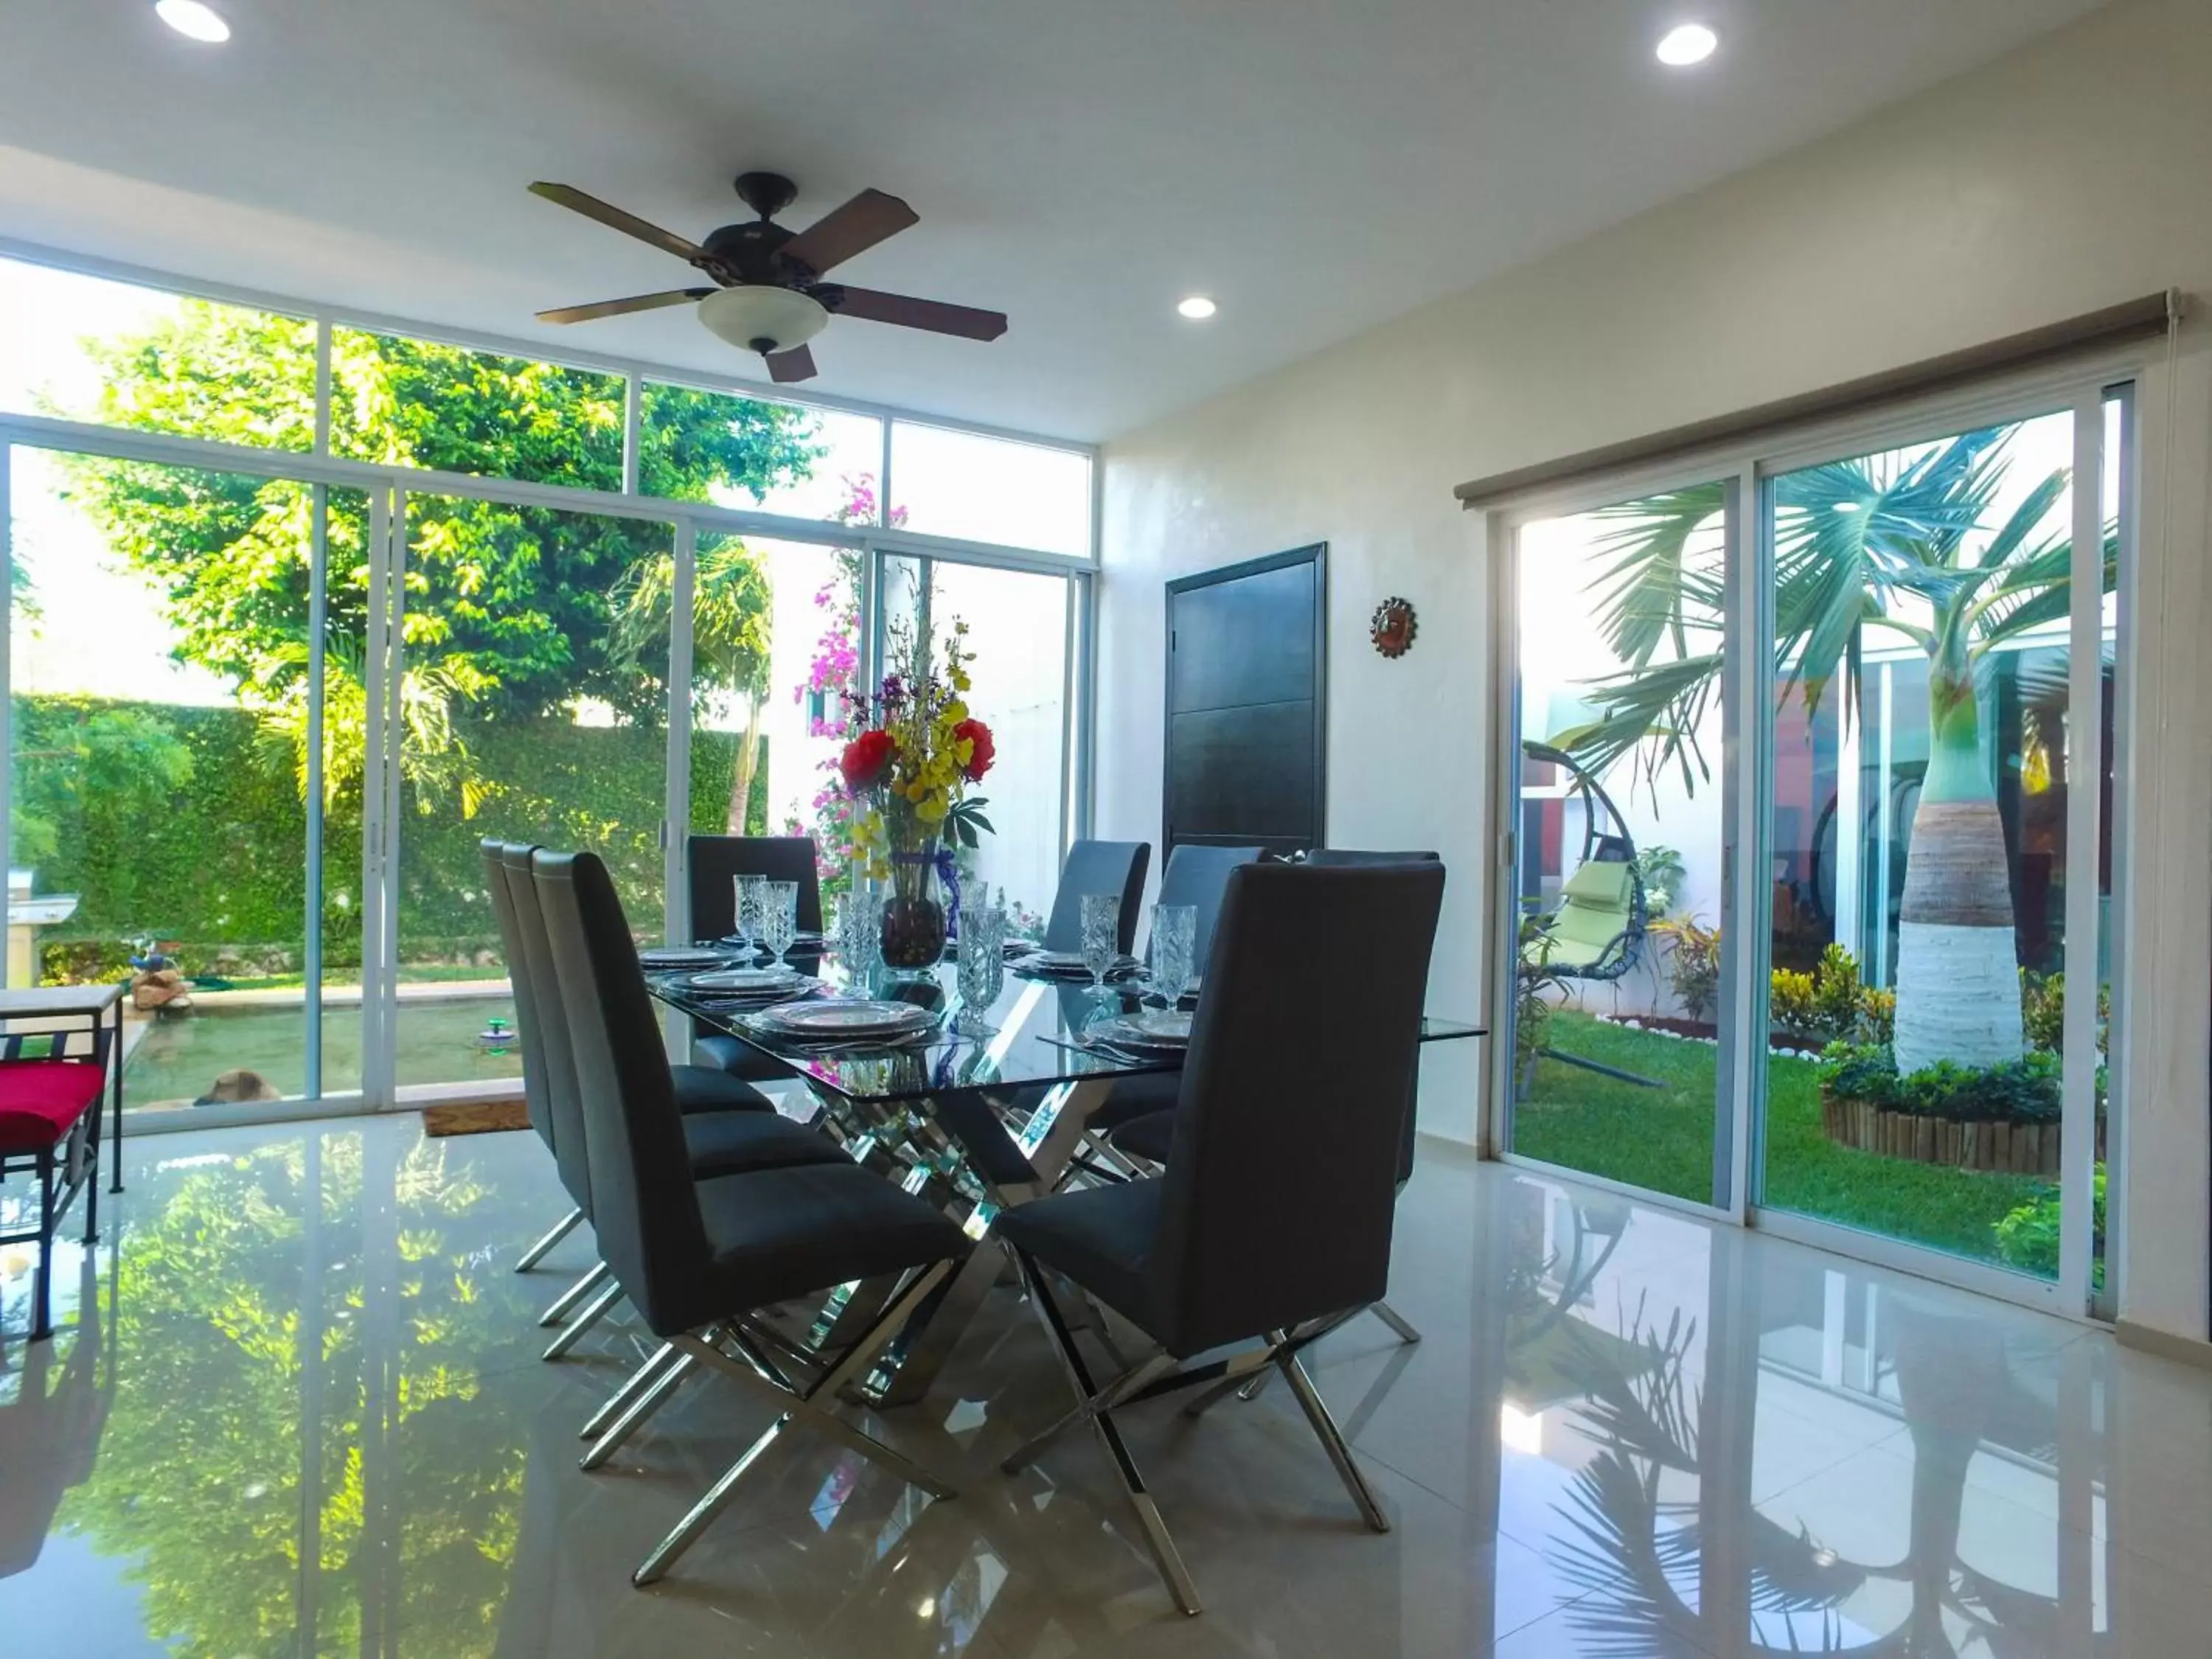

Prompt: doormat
[{"left": 422, "top": 1099, "right": 532, "bottom": 1137}]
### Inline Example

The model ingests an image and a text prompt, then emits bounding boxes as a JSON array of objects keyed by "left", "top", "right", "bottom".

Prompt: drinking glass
[
  {"left": 760, "top": 880, "right": 800, "bottom": 964},
  {"left": 733, "top": 873, "right": 768, "bottom": 956},
  {"left": 1079, "top": 893, "right": 1121, "bottom": 992},
  {"left": 1150, "top": 902, "right": 1197, "bottom": 1006},
  {"left": 956, "top": 899, "right": 1006, "bottom": 1034},
  {"left": 835, "top": 888, "right": 882, "bottom": 978}
]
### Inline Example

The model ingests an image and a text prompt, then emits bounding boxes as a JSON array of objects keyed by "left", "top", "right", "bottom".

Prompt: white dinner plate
[
  {"left": 684, "top": 967, "right": 803, "bottom": 993},
  {"left": 755, "top": 998, "right": 936, "bottom": 1038},
  {"left": 1103, "top": 1010, "right": 1192, "bottom": 1049},
  {"left": 639, "top": 947, "right": 727, "bottom": 970}
]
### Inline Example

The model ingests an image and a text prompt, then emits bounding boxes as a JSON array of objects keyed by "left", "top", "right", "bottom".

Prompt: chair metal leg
[
  {"left": 32, "top": 1147, "right": 55, "bottom": 1343},
  {"left": 1011, "top": 1252, "right": 1200, "bottom": 1616},
  {"left": 633, "top": 1262, "right": 959, "bottom": 1588},
  {"left": 580, "top": 1340, "right": 678, "bottom": 1440},
  {"left": 582, "top": 1349, "right": 699, "bottom": 1468},
  {"left": 538, "top": 1260, "right": 611, "bottom": 1327},
  {"left": 542, "top": 1281, "right": 624, "bottom": 1360},
  {"left": 516, "top": 1206, "right": 583, "bottom": 1273},
  {"left": 1001, "top": 1350, "right": 1176, "bottom": 1477},
  {"left": 1369, "top": 1300, "right": 1422, "bottom": 1345},
  {"left": 1273, "top": 1345, "right": 1390, "bottom": 1534}
]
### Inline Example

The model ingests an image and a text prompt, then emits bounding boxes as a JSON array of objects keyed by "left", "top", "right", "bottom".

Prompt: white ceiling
[{"left": 1, "top": 0, "right": 2104, "bottom": 442}]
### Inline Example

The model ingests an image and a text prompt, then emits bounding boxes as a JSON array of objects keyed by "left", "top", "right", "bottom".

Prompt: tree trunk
[
  {"left": 1891, "top": 637, "right": 2023, "bottom": 1074},
  {"left": 727, "top": 694, "right": 764, "bottom": 833}
]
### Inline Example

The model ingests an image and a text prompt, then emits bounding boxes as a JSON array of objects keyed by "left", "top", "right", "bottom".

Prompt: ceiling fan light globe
[{"left": 698, "top": 285, "right": 830, "bottom": 356}]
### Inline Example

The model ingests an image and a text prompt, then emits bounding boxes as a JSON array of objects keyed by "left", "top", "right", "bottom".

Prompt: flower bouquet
[{"left": 838, "top": 617, "right": 995, "bottom": 969}]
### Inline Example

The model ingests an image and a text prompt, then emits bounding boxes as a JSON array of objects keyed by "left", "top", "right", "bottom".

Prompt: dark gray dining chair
[
  {"left": 535, "top": 848, "right": 970, "bottom": 1587},
  {"left": 1112, "top": 844, "right": 1445, "bottom": 1351},
  {"left": 994, "top": 860, "right": 1445, "bottom": 1615},
  {"left": 496, "top": 844, "right": 841, "bottom": 1367},
  {"left": 686, "top": 833, "right": 824, "bottom": 937},
  {"left": 1042, "top": 840, "right": 1151, "bottom": 954},
  {"left": 1078, "top": 843, "right": 1262, "bottom": 1141},
  {"left": 684, "top": 835, "right": 821, "bottom": 1084},
  {"left": 481, "top": 838, "right": 580, "bottom": 1274}
]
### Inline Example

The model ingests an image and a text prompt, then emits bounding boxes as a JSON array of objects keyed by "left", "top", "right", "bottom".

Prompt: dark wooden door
[{"left": 1164, "top": 544, "right": 1326, "bottom": 857}]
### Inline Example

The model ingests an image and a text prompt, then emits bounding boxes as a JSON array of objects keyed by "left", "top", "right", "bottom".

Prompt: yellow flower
[{"left": 915, "top": 794, "right": 948, "bottom": 825}]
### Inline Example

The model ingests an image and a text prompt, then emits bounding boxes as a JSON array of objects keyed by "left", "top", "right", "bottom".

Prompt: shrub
[
  {"left": 1650, "top": 913, "right": 1721, "bottom": 1022},
  {"left": 1632, "top": 844, "right": 1686, "bottom": 915},
  {"left": 1994, "top": 1164, "right": 2105, "bottom": 1283},
  {"left": 1769, "top": 968, "right": 1821, "bottom": 1040},
  {"left": 1818, "top": 1041, "right": 2063, "bottom": 1124},
  {"left": 1772, "top": 943, "right": 1888, "bottom": 1045},
  {"left": 2020, "top": 970, "right": 2110, "bottom": 1056}
]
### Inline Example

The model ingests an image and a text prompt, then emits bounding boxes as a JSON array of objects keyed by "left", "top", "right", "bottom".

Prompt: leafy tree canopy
[{"left": 52, "top": 302, "right": 821, "bottom": 735}]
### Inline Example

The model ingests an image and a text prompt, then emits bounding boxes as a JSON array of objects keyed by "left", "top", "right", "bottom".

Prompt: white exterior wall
[{"left": 1094, "top": 0, "right": 2212, "bottom": 1340}]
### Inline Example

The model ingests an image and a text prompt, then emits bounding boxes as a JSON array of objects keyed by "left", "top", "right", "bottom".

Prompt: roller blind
[{"left": 1454, "top": 290, "right": 2177, "bottom": 510}]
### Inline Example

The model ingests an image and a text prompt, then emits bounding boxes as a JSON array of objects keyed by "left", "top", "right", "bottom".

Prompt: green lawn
[{"left": 1513, "top": 1009, "right": 2051, "bottom": 1271}]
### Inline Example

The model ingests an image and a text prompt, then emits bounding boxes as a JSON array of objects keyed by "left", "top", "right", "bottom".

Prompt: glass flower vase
[{"left": 880, "top": 841, "right": 947, "bottom": 971}]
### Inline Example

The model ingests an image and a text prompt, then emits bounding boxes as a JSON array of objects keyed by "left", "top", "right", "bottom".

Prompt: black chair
[
  {"left": 1079, "top": 843, "right": 1262, "bottom": 1141},
  {"left": 534, "top": 849, "right": 970, "bottom": 1587},
  {"left": 1110, "top": 846, "right": 1442, "bottom": 1349},
  {"left": 686, "top": 833, "right": 824, "bottom": 937},
  {"left": 686, "top": 835, "right": 821, "bottom": 1083},
  {"left": 1041, "top": 840, "right": 1151, "bottom": 955},
  {"left": 482, "top": 838, "right": 583, "bottom": 1274},
  {"left": 994, "top": 861, "right": 1445, "bottom": 1615},
  {"left": 493, "top": 844, "right": 839, "bottom": 1360}
]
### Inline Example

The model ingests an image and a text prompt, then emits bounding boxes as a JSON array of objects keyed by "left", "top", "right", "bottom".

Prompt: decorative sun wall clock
[{"left": 1371, "top": 596, "right": 1417, "bottom": 658}]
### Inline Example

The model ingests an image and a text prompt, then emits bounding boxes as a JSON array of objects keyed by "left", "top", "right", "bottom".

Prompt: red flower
[
  {"left": 953, "top": 717, "right": 995, "bottom": 782},
  {"left": 839, "top": 729, "right": 898, "bottom": 793}
]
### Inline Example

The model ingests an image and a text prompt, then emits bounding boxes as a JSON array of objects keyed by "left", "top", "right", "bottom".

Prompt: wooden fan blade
[
  {"left": 827, "top": 286, "right": 1008, "bottom": 341},
  {"left": 778, "top": 189, "right": 919, "bottom": 276},
  {"left": 537, "top": 288, "right": 714, "bottom": 324},
  {"left": 529, "top": 182, "right": 706, "bottom": 264},
  {"left": 765, "top": 344, "right": 818, "bottom": 384}
]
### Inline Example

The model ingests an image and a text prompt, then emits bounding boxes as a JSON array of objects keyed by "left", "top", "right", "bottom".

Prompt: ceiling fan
[{"left": 528, "top": 170, "right": 1007, "bottom": 384}]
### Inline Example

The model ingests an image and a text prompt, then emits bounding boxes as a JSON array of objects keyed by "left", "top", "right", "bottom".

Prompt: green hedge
[{"left": 17, "top": 694, "right": 764, "bottom": 984}]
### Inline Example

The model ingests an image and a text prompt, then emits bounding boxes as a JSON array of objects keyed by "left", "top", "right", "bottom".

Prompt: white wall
[{"left": 1095, "top": 0, "right": 2212, "bottom": 1340}]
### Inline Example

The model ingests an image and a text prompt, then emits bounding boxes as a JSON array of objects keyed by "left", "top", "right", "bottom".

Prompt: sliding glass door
[
  {"left": 1494, "top": 379, "right": 2129, "bottom": 1307},
  {"left": 4, "top": 445, "right": 362, "bottom": 1116},
  {"left": 1754, "top": 396, "right": 2124, "bottom": 1295},
  {"left": 1501, "top": 479, "right": 1736, "bottom": 1208}
]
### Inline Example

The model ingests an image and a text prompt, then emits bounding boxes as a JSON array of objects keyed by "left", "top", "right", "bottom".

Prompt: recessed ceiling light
[
  {"left": 155, "top": 0, "right": 232, "bottom": 42},
  {"left": 1655, "top": 23, "right": 1718, "bottom": 66},
  {"left": 1176, "top": 295, "right": 1217, "bottom": 320}
]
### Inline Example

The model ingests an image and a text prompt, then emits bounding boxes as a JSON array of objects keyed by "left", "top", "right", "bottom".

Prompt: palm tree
[
  {"left": 608, "top": 537, "right": 773, "bottom": 832},
  {"left": 1559, "top": 425, "right": 2110, "bottom": 1074}
]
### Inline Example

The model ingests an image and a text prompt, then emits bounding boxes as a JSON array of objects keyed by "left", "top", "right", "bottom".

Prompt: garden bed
[
  {"left": 1819, "top": 1094, "right": 2062, "bottom": 1175},
  {"left": 1602, "top": 1014, "right": 1828, "bottom": 1057}
]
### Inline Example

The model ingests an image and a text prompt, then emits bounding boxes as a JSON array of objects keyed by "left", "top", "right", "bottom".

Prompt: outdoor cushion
[
  {"left": 0, "top": 1061, "right": 104, "bottom": 1152},
  {"left": 1559, "top": 860, "right": 1632, "bottom": 905}
]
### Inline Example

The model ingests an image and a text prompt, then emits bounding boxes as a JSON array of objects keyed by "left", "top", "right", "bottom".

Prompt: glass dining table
[{"left": 648, "top": 943, "right": 1483, "bottom": 1403}]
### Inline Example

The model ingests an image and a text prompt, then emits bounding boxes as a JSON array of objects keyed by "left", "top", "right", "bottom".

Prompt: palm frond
[{"left": 1584, "top": 484, "right": 1727, "bottom": 669}]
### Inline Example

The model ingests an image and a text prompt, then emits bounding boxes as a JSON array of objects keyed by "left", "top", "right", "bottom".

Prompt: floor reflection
[{"left": 0, "top": 1116, "right": 2205, "bottom": 1656}]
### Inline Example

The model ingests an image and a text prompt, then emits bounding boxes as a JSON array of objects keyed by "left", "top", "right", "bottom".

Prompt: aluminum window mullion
[
  {"left": 0, "top": 412, "right": 1099, "bottom": 574},
  {"left": 1482, "top": 510, "right": 1521, "bottom": 1159},
  {"left": 667, "top": 521, "right": 696, "bottom": 947},
  {"left": 2057, "top": 392, "right": 2107, "bottom": 1313},
  {"left": 1720, "top": 467, "right": 1766, "bottom": 1222},
  {"left": 305, "top": 484, "right": 329, "bottom": 1097},
  {"left": 360, "top": 485, "right": 396, "bottom": 1108}
]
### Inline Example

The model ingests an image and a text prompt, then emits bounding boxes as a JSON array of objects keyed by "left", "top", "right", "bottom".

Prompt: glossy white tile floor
[{"left": 4, "top": 1111, "right": 2210, "bottom": 1657}]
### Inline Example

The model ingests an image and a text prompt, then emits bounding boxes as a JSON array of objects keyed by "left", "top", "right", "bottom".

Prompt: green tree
[
  {"left": 608, "top": 532, "right": 773, "bottom": 831},
  {"left": 50, "top": 302, "right": 821, "bottom": 799},
  {"left": 1562, "top": 426, "right": 2110, "bottom": 1074}
]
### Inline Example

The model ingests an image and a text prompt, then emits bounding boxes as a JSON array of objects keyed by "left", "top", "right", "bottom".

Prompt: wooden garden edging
[{"left": 1819, "top": 1092, "right": 2070, "bottom": 1175}]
